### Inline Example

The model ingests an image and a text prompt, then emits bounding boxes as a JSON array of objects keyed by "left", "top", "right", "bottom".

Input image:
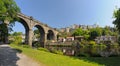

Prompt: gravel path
[{"left": 0, "top": 44, "right": 43, "bottom": 66}]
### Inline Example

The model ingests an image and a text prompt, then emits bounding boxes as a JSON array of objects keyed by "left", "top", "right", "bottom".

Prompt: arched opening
[
  {"left": 9, "top": 18, "right": 29, "bottom": 44},
  {"left": 47, "top": 30, "right": 55, "bottom": 40},
  {"left": 32, "top": 25, "right": 45, "bottom": 47}
]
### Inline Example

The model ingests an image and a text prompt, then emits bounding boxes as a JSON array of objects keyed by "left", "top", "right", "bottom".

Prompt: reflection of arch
[{"left": 47, "top": 30, "right": 55, "bottom": 40}]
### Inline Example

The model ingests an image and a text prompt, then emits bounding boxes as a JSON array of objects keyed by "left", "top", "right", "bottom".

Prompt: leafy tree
[
  {"left": 0, "top": 0, "right": 20, "bottom": 42},
  {"left": 12, "top": 32, "right": 22, "bottom": 36},
  {"left": 73, "top": 28, "right": 90, "bottom": 40},
  {"left": 113, "top": 8, "right": 120, "bottom": 44},
  {"left": 34, "top": 29, "right": 40, "bottom": 39},
  {"left": 59, "top": 32, "right": 68, "bottom": 38},
  {"left": 89, "top": 27, "right": 102, "bottom": 40},
  {"left": 0, "top": 0, "right": 20, "bottom": 22},
  {"left": 73, "top": 28, "right": 84, "bottom": 36}
]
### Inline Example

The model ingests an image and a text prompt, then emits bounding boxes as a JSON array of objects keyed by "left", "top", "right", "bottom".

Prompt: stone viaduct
[{"left": 4, "top": 13, "right": 58, "bottom": 47}]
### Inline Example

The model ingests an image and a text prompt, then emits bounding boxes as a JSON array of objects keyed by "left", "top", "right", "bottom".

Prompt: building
[
  {"left": 58, "top": 37, "right": 74, "bottom": 42},
  {"left": 21, "top": 34, "right": 25, "bottom": 42},
  {"left": 95, "top": 36, "right": 117, "bottom": 44},
  {"left": 58, "top": 23, "right": 99, "bottom": 33},
  {"left": 58, "top": 28, "right": 66, "bottom": 32}
]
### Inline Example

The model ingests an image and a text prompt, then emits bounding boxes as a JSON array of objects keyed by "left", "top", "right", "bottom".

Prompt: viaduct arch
[{"left": 4, "top": 13, "right": 58, "bottom": 47}]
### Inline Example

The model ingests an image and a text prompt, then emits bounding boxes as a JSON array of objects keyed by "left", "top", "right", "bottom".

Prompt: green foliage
[
  {"left": 10, "top": 44, "right": 100, "bottom": 66},
  {"left": 89, "top": 41, "right": 96, "bottom": 45},
  {"left": 102, "top": 26, "right": 118, "bottom": 36},
  {"left": 48, "top": 48, "right": 63, "bottom": 55},
  {"left": 0, "top": 0, "right": 20, "bottom": 42},
  {"left": 12, "top": 36, "right": 22, "bottom": 45},
  {"left": 89, "top": 27, "right": 102, "bottom": 40},
  {"left": 32, "top": 41, "right": 41, "bottom": 48},
  {"left": 59, "top": 32, "right": 68, "bottom": 38},
  {"left": 53, "top": 50, "right": 63, "bottom": 55},
  {"left": 10, "top": 32, "right": 22, "bottom": 44},
  {"left": 38, "top": 47, "right": 49, "bottom": 52},
  {"left": 21, "top": 45, "right": 30, "bottom": 48},
  {"left": 73, "top": 28, "right": 90, "bottom": 40},
  {"left": 0, "top": 0, "right": 20, "bottom": 22},
  {"left": 73, "top": 28, "right": 83, "bottom": 36},
  {"left": 11, "top": 32, "right": 22, "bottom": 36},
  {"left": 34, "top": 29, "right": 40, "bottom": 38},
  {"left": 113, "top": 8, "right": 120, "bottom": 45}
]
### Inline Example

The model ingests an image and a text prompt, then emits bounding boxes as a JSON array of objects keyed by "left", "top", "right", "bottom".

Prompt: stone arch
[
  {"left": 33, "top": 24, "right": 45, "bottom": 47},
  {"left": 47, "top": 30, "right": 55, "bottom": 40},
  {"left": 11, "top": 18, "right": 30, "bottom": 44}
]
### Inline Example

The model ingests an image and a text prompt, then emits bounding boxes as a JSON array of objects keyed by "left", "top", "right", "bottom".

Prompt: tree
[
  {"left": 34, "top": 29, "right": 40, "bottom": 39},
  {"left": 113, "top": 8, "right": 120, "bottom": 44},
  {"left": 73, "top": 28, "right": 90, "bottom": 40},
  {"left": 73, "top": 28, "right": 84, "bottom": 36},
  {"left": 12, "top": 32, "right": 22, "bottom": 36},
  {"left": 0, "top": 0, "right": 20, "bottom": 42},
  {"left": 0, "top": 0, "right": 20, "bottom": 22},
  {"left": 89, "top": 27, "right": 102, "bottom": 40}
]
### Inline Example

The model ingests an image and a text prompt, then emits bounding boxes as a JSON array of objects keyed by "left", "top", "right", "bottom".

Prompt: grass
[
  {"left": 10, "top": 44, "right": 109, "bottom": 66},
  {"left": 79, "top": 57, "right": 120, "bottom": 66}
]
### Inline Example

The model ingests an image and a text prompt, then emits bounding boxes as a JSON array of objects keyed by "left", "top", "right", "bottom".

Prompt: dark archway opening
[
  {"left": 32, "top": 25, "right": 45, "bottom": 47},
  {"left": 47, "top": 30, "right": 55, "bottom": 40}
]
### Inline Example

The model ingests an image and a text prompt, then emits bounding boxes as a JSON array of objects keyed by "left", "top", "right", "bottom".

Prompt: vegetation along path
[{"left": 0, "top": 44, "right": 42, "bottom": 66}]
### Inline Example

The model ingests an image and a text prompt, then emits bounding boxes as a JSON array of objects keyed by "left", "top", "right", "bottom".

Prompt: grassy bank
[{"left": 10, "top": 44, "right": 103, "bottom": 66}]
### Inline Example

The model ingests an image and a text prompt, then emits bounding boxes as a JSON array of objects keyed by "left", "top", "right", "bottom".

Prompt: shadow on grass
[
  {"left": 12, "top": 48, "right": 22, "bottom": 53},
  {"left": 72, "top": 56, "right": 120, "bottom": 66}
]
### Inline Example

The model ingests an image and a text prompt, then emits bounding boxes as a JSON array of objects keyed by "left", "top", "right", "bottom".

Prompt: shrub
[
  {"left": 54, "top": 50, "right": 63, "bottom": 55},
  {"left": 38, "top": 47, "right": 49, "bottom": 52},
  {"left": 12, "top": 36, "right": 22, "bottom": 45},
  {"left": 21, "top": 45, "right": 30, "bottom": 48},
  {"left": 32, "top": 41, "right": 41, "bottom": 48},
  {"left": 48, "top": 48, "right": 63, "bottom": 55},
  {"left": 89, "top": 41, "right": 96, "bottom": 45}
]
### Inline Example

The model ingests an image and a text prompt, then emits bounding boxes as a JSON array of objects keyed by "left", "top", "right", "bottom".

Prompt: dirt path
[{"left": 0, "top": 44, "right": 43, "bottom": 66}]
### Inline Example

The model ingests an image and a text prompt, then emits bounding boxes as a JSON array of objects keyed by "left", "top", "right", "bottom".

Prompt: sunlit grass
[{"left": 10, "top": 44, "right": 103, "bottom": 66}]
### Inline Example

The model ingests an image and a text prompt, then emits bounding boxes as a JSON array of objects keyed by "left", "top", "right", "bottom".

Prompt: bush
[
  {"left": 54, "top": 50, "right": 63, "bottom": 55},
  {"left": 48, "top": 48, "right": 63, "bottom": 55},
  {"left": 21, "top": 45, "right": 30, "bottom": 48},
  {"left": 12, "top": 36, "right": 22, "bottom": 45},
  {"left": 32, "top": 41, "right": 41, "bottom": 48},
  {"left": 89, "top": 41, "right": 96, "bottom": 45},
  {"left": 38, "top": 47, "right": 49, "bottom": 52}
]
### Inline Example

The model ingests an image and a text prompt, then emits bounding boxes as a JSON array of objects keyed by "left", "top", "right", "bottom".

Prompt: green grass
[
  {"left": 79, "top": 57, "right": 120, "bottom": 66},
  {"left": 10, "top": 44, "right": 105, "bottom": 66}
]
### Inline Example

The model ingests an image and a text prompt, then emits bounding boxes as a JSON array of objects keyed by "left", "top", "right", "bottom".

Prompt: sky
[{"left": 12, "top": 0, "right": 120, "bottom": 33}]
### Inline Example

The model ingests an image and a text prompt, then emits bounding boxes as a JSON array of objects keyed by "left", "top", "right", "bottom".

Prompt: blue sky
[{"left": 12, "top": 0, "right": 120, "bottom": 33}]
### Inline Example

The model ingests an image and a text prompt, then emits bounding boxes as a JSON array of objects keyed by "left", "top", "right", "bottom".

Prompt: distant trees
[
  {"left": 34, "top": 29, "right": 40, "bottom": 38},
  {"left": 71, "top": 26, "right": 117, "bottom": 41},
  {"left": 72, "top": 28, "right": 89, "bottom": 40},
  {"left": 89, "top": 27, "right": 102, "bottom": 40},
  {"left": 10, "top": 32, "right": 22, "bottom": 44},
  {"left": 11, "top": 32, "right": 22, "bottom": 36}
]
